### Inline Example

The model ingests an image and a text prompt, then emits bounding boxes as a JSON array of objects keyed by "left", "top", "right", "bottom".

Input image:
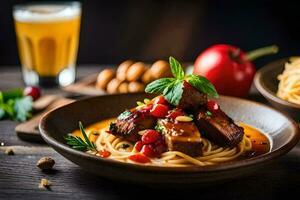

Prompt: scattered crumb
[
  {"left": 0, "top": 142, "right": 4, "bottom": 146},
  {"left": 5, "top": 148, "right": 14, "bottom": 155},
  {"left": 37, "top": 157, "right": 55, "bottom": 170},
  {"left": 39, "top": 178, "right": 51, "bottom": 189}
]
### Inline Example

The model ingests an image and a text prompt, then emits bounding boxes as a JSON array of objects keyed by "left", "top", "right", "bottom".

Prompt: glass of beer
[{"left": 13, "top": 2, "right": 81, "bottom": 87}]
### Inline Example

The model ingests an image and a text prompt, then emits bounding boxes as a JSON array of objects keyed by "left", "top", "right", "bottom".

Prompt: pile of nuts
[{"left": 95, "top": 60, "right": 172, "bottom": 94}]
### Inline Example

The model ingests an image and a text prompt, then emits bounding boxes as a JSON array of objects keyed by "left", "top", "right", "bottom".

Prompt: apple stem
[{"left": 246, "top": 45, "right": 279, "bottom": 61}]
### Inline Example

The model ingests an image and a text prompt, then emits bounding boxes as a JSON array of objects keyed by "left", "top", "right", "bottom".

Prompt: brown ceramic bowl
[
  {"left": 39, "top": 93, "right": 300, "bottom": 186},
  {"left": 254, "top": 58, "right": 300, "bottom": 121}
]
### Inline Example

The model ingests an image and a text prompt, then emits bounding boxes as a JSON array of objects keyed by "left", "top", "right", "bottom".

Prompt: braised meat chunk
[
  {"left": 158, "top": 118, "right": 203, "bottom": 157},
  {"left": 178, "top": 81, "right": 207, "bottom": 110},
  {"left": 110, "top": 109, "right": 156, "bottom": 142},
  {"left": 194, "top": 108, "right": 244, "bottom": 147}
]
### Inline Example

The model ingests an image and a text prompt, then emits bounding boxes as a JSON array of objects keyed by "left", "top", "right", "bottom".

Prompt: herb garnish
[
  {"left": 65, "top": 122, "right": 97, "bottom": 152},
  {"left": 0, "top": 88, "right": 33, "bottom": 122},
  {"left": 155, "top": 124, "right": 164, "bottom": 133},
  {"left": 205, "top": 111, "right": 212, "bottom": 117},
  {"left": 145, "top": 57, "right": 218, "bottom": 106}
]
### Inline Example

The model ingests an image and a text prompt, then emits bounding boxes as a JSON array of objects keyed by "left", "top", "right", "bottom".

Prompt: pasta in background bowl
[
  {"left": 277, "top": 57, "right": 300, "bottom": 104},
  {"left": 255, "top": 57, "right": 300, "bottom": 120}
]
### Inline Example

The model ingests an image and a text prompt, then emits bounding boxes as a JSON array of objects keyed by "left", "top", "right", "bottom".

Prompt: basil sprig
[
  {"left": 186, "top": 74, "right": 219, "bottom": 98},
  {"left": 169, "top": 57, "right": 185, "bottom": 79},
  {"left": 145, "top": 56, "right": 218, "bottom": 106}
]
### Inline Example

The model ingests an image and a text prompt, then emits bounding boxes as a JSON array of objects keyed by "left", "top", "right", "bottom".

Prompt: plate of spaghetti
[{"left": 40, "top": 57, "right": 299, "bottom": 186}]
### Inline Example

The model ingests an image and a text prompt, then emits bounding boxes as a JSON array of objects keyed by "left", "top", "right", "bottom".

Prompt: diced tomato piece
[
  {"left": 141, "top": 130, "right": 160, "bottom": 144},
  {"left": 141, "top": 144, "right": 157, "bottom": 157},
  {"left": 167, "top": 108, "right": 185, "bottom": 120},
  {"left": 134, "top": 141, "right": 143, "bottom": 151},
  {"left": 128, "top": 154, "right": 151, "bottom": 163},
  {"left": 154, "top": 96, "right": 168, "bottom": 105},
  {"left": 99, "top": 150, "right": 111, "bottom": 158},
  {"left": 206, "top": 100, "right": 219, "bottom": 112},
  {"left": 150, "top": 104, "right": 169, "bottom": 118}
]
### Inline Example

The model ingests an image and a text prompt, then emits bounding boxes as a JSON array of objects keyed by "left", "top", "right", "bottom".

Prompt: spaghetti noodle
[{"left": 76, "top": 119, "right": 254, "bottom": 167}]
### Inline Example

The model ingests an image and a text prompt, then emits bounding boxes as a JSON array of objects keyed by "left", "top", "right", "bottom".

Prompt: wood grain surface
[
  {"left": 0, "top": 66, "right": 300, "bottom": 200},
  {"left": 15, "top": 96, "right": 74, "bottom": 142}
]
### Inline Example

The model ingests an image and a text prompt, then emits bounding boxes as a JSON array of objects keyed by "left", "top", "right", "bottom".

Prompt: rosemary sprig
[{"left": 65, "top": 121, "right": 97, "bottom": 152}]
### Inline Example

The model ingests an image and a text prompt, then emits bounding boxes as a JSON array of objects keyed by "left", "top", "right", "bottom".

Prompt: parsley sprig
[
  {"left": 145, "top": 56, "right": 218, "bottom": 106},
  {"left": 65, "top": 122, "right": 97, "bottom": 152}
]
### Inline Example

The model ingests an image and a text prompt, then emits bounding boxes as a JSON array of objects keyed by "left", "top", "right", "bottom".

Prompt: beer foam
[{"left": 13, "top": 4, "right": 81, "bottom": 22}]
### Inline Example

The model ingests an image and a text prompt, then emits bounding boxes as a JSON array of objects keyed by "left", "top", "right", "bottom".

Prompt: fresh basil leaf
[
  {"left": 187, "top": 74, "right": 219, "bottom": 98},
  {"left": 163, "top": 80, "right": 184, "bottom": 106},
  {"left": 145, "top": 78, "right": 175, "bottom": 94},
  {"left": 146, "top": 57, "right": 218, "bottom": 105},
  {"left": 169, "top": 56, "right": 185, "bottom": 80},
  {"left": 14, "top": 96, "right": 33, "bottom": 122}
]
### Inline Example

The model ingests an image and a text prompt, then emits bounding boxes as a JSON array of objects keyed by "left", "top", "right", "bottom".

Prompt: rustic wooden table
[{"left": 1, "top": 66, "right": 300, "bottom": 200}]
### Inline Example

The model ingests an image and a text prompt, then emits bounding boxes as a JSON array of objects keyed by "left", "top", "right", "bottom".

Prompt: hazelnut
[
  {"left": 95, "top": 69, "right": 115, "bottom": 90},
  {"left": 141, "top": 69, "right": 153, "bottom": 84},
  {"left": 118, "top": 82, "right": 129, "bottom": 93},
  {"left": 150, "top": 60, "right": 172, "bottom": 79},
  {"left": 107, "top": 78, "right": 122, "bottom": 93},
  {"left": 116, "top": 60, "right": 134, "bottom": 81},
  {"left": 128, "top": 82, "right": 145, "bottom": 93},
  {"left": 126, "top": 62, "right": 146, "bottom": 82},
  {"left": 37, "top": 157, "right": 55, "bottom": 170},
  {"left": 39, "top": 178, "right": 51, "bottom": 189}
]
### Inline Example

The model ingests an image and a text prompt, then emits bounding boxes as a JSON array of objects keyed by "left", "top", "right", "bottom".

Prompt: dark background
[{"left": 1, "top": 0, "right": 300, "bottom": 68}]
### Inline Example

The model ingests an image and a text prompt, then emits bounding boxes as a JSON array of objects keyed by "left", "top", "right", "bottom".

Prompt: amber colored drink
[{"left": 13, "top": 2, "right": 81, "bottom": 86}]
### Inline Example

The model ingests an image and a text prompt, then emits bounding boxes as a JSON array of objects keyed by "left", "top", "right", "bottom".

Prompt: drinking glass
[{"left": 13, "top": 2, "right": 81, "bottom": 87}]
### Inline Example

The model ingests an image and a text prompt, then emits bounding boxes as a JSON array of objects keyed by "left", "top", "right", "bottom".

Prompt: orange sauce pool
[
  {"left": 72, "top": 118, "right": 115, "bottom": 142},
  {"left": 239, "top": 123, "right": 271, "bottom": 158},
  {"left": 72, "top": 119, "right": 271, "bottom": 158}
]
